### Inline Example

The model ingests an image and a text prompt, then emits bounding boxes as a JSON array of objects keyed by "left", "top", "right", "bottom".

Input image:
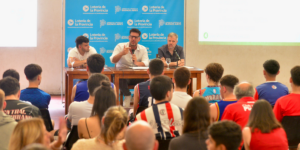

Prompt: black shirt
[
  {"left": 4, "top": 100, "right": 41, "bottom": 122},
  {"left": 158, "top": 44, "right": 185, "bottom": 62}
]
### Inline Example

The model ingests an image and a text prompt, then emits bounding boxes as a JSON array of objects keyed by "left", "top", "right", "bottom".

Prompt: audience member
[
  {"left": 193, "top": 63, "right": 224, "bottom": 103},
  {"left": 133, "top": 59, "right": 164, "bottom": 116},
  {"left": 0, "top": 89, "right": 17, "bottom": 150},
  {"left": 123, "top": 120, "right": 158, "bottom": 150},
  {"left": 274, "top": 66, "right": 300, "bottom": 122},
  {"left": 72, "top": 106, "right": 127, "bottom": 150},
  {"left": 3, "top": 69, "right": 20, "bottom": 81},
  {"left": 254, "top": 59, "right": 288, "bottom": 107},
  {"left": 210, "top": 75, "right": 239, "bottom": 122},
  {"left": 136, "top": 75, "right": 183, "bottom": 140},
  {"left": 71, "top": 54, "right": 116, "bottom": 102},
  {"left": 68, "top": 73, "right": 110, "bottom": 128},
  {"left": 243, "top": 100, "right": 288, "bottom": 150},
  {"left": 0, "top": 77, "right": 41, "bottom": 121},
  {"left": 78, "top": 81, "right": 116, "bottom": 138},
  {"left": 169, "top": 96, "right": 210, "bottom": 150},
  {"left": 171, "top": 67, "right": 192, "bottom": 109},
  {"left": 206, "top": 121, "right": 242, "bottom": 150},
  {"left": 22, "top": 144, "right": 50, "bottom": 150},
  {"left": 20, "top": 64, "right": 51, "bottom": 109},
  {"left": 8, "top": 117, "right": 67, "bottom": 150}
]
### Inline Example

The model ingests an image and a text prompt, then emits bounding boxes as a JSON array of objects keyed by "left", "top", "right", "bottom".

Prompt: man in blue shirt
[{"left": 20, "top": 64, "right": 51, "bottom": 109}]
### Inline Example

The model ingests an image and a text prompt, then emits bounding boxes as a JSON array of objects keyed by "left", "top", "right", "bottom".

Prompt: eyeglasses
[{"left": 129, "top": 35, "right": 140, "bottom": 39}]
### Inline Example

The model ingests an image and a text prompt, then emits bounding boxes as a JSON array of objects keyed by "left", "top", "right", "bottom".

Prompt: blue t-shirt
[
  {"left": 20, "top": 88, "right": 51, "bottom": 109},
  {"left": 215, "top": 99, "right": 237, "bottom": 121},
  {"left": 74, "top": 80, "right": 115, "bottom": 102},
  {"left": 255, "top": 82, "right": 289, "bottom": 106},
  {"left": 200, "top": 86, "right": 222, "bottom": 103}
]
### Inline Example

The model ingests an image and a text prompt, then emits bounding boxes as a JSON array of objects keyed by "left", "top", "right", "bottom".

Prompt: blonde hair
[
  {"left": 9, "top": 118, "right": 45, "bottom": 150},
  {"left": 100, "top": 106, "right": 127, "bottom": 145},
  {"left": 0, "top": 89, "right": 4, "bottom": 110}
]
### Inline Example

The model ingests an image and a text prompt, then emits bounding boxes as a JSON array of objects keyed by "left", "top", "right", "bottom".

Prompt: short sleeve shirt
[
  {"left": 158, "top": 44, "right": 184, "bottom": 62},
  {"left": 110, "top": 42, "right": 149, "bottom": 67},
  {"left": 4, "top": 100, "right": 41, "bottom": 122},
  {"left": 68, "top": 46, "right": 97, "bottom": 60},
  {"left": 273, "top": 93, "right": 300, "bottom": 122}
]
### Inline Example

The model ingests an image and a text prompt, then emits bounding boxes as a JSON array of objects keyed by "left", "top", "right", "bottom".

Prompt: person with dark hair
[
  {"left": 243, "top": 100, "right": 288, "bottom": 150},
  {"left": 274, "top": 66, "right": 300, "bottom": 122},
  {"left": 254, "top": 59, "right": 288, "bottom": 107},
  {"left": 67, "top": 73, "right": 110, "bottom": 128},
  {"left": 72, "top": 106, "right": 127, "bottom": 150},
  {"left": 110, "top": 28, "right": 149, "bottom": 107},
  {"left": 0, "top": 89, "right": 17, "bottom": 150},
  {"left": 67, "top": 35, "right": 97, "bottom": 68},
  {"left": 210, "top": 75, "right": 239, "bottom": 122},
  {"left": 136, "top": 76, "right": 183, "bottom": 141},
  {"left": 169, "top": 96, "right": 210, "bottom": 150},
  {"left": 77, "top": 81, "right": 116, "bottom": 138},
  {"left": 158, "top": 32, "right": 185, "bottom": 67},
  {"left": 0, "top": 77, "right": 41, "bottom": 122},
  {"left": 70, "top": 54, "right": 116, "bottom": 102},
  {"left": 3, "top": 69, "right": 20, "bottom": 81},
  {"left": 206, "top": 121, "right": 242, "bottom": 150},
  {"left": 171, "top": 67, "right": 192, "bottom": 109},
  {"left": 133, "top": 59, "right": 164, "bottom": 116},
  {"left": 19, "top": 64, "right": 51, "bottom": 109},
  {"left": 193, "top": 63, "right": 224, "bottom": 104}
]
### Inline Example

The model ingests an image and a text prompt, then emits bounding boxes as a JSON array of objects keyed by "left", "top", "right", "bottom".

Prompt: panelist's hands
[
  {"left": 122, "top": 45, "right": 131, "bottom": 55},
  {"left": 161, "top": 57, "right": 166, "bottom": 63},
  {"left": 160, "top": 57, "right": 184, "bottom": 67}
]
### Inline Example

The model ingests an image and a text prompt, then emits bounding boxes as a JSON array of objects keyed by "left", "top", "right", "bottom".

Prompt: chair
[
  {"left": 281, "top": 116, "right": 300, "bottom": 149},
  {"left": 157, "top": 139, "right": 171, "bottom": 150},
  {"left": 64, "top": 125, "right": 79, "bottom": 150},
  {"left": 39, "top": 108, "right": 53, "bottom": 132}
]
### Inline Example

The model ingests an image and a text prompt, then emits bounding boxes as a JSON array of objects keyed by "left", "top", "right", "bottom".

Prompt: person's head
[
  {"left": 129, "top": 28, "right": 141, "bottom": 47},
  {"left": 247, "top": 100, "right": 281, "bottom": 133},
  {"left": 8, "top": 118, "right": 51, "bottom": 150},
  {"left": 183, "top": 97, "right": 210, "bottom": 135},
  {"left": 0, "top": 77, "right": 20, "bottom": 97},
  {"left": 173, "top": 67, "right": 191, "bottom": 89},
  {"left": 87, "top": 54, "right": 105, "bottom": 74},
  {"left": 75, "top": 35, "right": 89, "bottom": 52},
  {"left": 263, "top": 59, "right": 280, "bottom": 77},
  {"left": 205, "top": 63, "right": 224, "bottom": 83},
  {"left": 220, "top": 75, "right": 239, "bottom": 98},
  {"left": 3, "top": 69, "right": 20, "bottom": 81},
  {"left": 123, "top": 121, "right": 158, "bottom": 150},
  {"left": 91, "top": 80, "right": 116, "bottom": 123},
  {"left": 0, "top": 89, "right": 4, "bottom": 111},
  {"left": 150, "top": 75, "right": 173, "bottom": 101},
  {"left": 206, "top": 121, "right": 242, "bottom": 150},
  {"left": 290, "top": 66, "right": 300, "bottom": 87},
  {"left": 24, "top": 64, "right": 42, "bottom": 83},
  {"left": 100, "top": 106, "right": 128, "bottom": 145},
  {"left": 87, "top": 73, "right": 110, "bottom": 97},
  {"left": 148, "top": 59, "right": 164, "bottom": 77},
  {"left": 167, "top": 32, "right": 178, "bottom": 50},
  {"left": 234, "top": 82, "right": 254, "bottom": 100}
]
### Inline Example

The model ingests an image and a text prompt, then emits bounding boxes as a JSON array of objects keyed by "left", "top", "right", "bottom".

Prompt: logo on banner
[
  {"left": 115, "top": 5, "right": 138, "bottom": 14},
  {"left": 141, "top": 33, "right": 167, "bottom": 42},
  {"left": 159, "top": 19, "right": 181, "bottom": 28},
  {"left": 127, "top": 19, "right": 152, "bottom": 28},
  {"left": 100, "top": 47, "right": 113, "bottom": 54},
  {"left": 68, "top": 19, "right": 74, "bottom": 26},
  {"left": 100, "top": 19, "right": 123, "bottom": 28},
  {"left": 142, "top": 33, "right": 148, "bottom": 39},
  {"left": 67, "top": 47, "right": 73, "bottom": 52},
  {"left": 146, "top": 47, "right": 152, "bottom": 55},
  {"left": 84, "top": 33, "right": 108, "bottom": 42},
  {"left": 83, "top": 5, "right": 89, "bottom": 12},
  {"left": 142, "top": 5, "right": 148, "bottom": 12},
  {"left": 142, "top": 5, "right": 167, "bottom": 14},
  {"left": 115, "top": 33, "right": 129, "bottom": 42},
  {"left": 83, "top": 33, "right": 89, "bottom": 38}
]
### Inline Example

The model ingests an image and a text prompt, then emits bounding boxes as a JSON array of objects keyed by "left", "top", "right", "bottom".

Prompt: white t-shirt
[
  {"left": 68, "top": 46, "right": 97, "bottom": 61},
  {"left": 68, "top": 100, "right": 93, "bottom": 126},
  {"left": 110, "top": 42, "right": 149, "bottom": 67},
  {"left": 171, "top": 91, "right": 192, "bottom": 109}
]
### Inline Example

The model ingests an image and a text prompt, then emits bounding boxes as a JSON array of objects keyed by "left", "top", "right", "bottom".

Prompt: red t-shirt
[
  {"left": 273, "top": 93, "right": 300, "bottom": 122},
  {"left": 250, "top": 128, "right": 288, "bottom": 150},
  {"left": 221, "top": 97, "right": 255, "bottom": 128}
]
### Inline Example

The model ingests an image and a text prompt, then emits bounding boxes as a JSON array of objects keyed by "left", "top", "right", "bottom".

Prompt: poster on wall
[{"left": 65, "top": 0, "right": 184, "bottom": 67}]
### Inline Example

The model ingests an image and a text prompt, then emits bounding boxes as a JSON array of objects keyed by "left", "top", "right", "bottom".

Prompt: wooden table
[
  {"left": 109, "top": 67, "right": 204, "bottom": 105},
  {"left": 64, "top": 67, "right": 113, "bottom": 114}
]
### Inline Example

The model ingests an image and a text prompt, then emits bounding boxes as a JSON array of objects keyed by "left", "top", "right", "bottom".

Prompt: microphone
[
  {"left": 175, "top": 50, "right": 180, "bottom": 60},
  {"left": 132, "top": 49, "right": 135, "bottom": 63}
]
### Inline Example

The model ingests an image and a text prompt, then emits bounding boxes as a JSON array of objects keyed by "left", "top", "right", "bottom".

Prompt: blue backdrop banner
[{"left": 65, "top": 0, "right": 184, "bottom": 67}]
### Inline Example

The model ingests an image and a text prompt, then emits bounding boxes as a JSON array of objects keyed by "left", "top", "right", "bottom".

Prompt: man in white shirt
[
  {"left": 110, "top": 28, "right": 149, "bottom": 107},
  {"left": 171, "top": 67, "right": 192, "bottom": 109},
  {"left": 67, "top": 35, "right": 97, "bottom": 68}
]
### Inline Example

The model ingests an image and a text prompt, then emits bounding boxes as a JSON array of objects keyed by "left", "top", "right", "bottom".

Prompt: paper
[
  {"left": 130, "top": 67, "right": 149, "bottom": 70},
  {"left": 184, "top": 66, "right": 194, "bottom": 69}
]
